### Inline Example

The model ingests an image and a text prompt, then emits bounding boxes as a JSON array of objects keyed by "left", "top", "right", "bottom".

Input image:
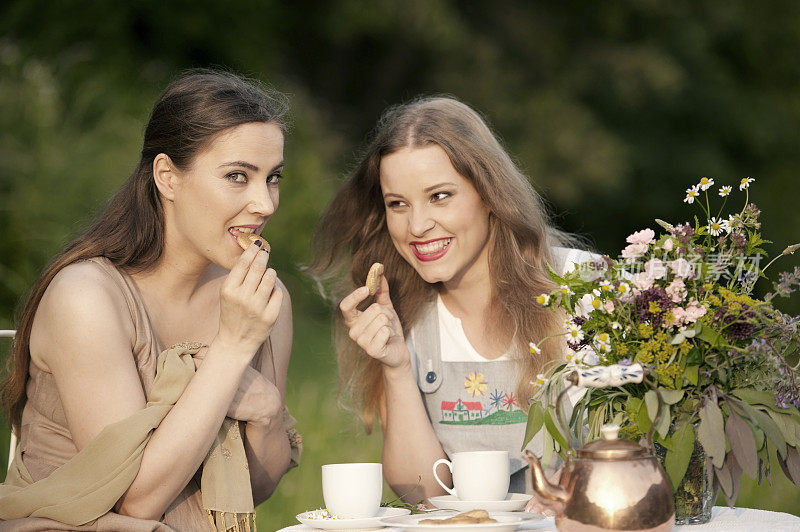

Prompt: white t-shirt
[{"left": 408, "top": 247, "right": 597, "bottom": 373}]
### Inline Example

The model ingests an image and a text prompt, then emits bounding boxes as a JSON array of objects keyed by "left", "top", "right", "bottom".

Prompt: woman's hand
[
  {"left": 193, "top": 353, "right": 282, "bottom": 425},
  {"left": 218, "top": 241, "right": 283, "bottom": 355},
  {"left": 524, "top": 467, "right": 562, "bottom": 517},
  {"left": 339, "top": 276, "right": 409, "bottom": 368}
]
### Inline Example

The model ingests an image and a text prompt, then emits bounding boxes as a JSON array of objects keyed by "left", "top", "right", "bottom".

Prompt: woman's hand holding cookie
[
  {"left": 218, "top": 237, "right": 282, "bottom": 357},
  {"left": 340, "top": 273, "right": 408, "bottom": 368}
]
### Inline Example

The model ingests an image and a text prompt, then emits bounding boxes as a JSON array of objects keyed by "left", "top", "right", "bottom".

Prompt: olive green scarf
[{"left": 0, "top": 343, "right": 256, "bottom": 531}]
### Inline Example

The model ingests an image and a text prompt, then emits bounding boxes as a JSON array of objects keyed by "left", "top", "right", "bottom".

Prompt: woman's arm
[
  {"left": 339, "top": 276, "right": 448, "bottom": 503},
  {"left": 241, "top": 280, "right": 294, "bottom": 504},
  {"left": 33, "top": 245, "right": 281, "bottom": 520},
  {"left": 380, "top": 361, "right": 449, "bottom": 503}
]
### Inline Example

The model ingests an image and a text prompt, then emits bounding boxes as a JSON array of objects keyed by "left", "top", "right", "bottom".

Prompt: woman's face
[
  {"left": 380, "top": 145, "right": 491, "bottom": 289},
  {"left": 169, "top": 121, "right": 284, "bottom": 270}
]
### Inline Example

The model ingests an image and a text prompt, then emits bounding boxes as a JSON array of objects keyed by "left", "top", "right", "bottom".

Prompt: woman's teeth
[
  {"left": 414, "top": 238, "right": 451, "bottom": 254},
  {"left": 230, "top": 227, "right": 256, "bottom": 235}
]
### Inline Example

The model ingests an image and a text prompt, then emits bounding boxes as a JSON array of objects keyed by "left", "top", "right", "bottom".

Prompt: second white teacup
[
  {"left": 322, "top": 462, "right": 383, "bottom": 519},
  {"left": 432, "top": 450, "right": 510, "bottom": 501}
]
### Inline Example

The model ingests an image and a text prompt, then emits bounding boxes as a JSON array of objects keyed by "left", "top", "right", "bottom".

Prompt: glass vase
[{"left": 654, "top": 437, "right": 715, "bottom": 525}]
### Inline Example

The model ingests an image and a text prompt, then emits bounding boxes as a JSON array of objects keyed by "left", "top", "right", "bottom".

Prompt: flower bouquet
[{"left": 524, "top": 177, "right": 800, "bottom": 524}]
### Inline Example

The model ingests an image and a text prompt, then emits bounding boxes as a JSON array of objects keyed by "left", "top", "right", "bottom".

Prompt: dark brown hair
[
  {"left": 308, "top": 96, "right": 579, "bottom": 431},
  {"left": 1, "top": 69, "right": 289, "bottom": 433}
]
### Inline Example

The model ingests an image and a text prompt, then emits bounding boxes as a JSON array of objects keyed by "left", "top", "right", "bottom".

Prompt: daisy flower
[
  {"left": 560, "top": 284, "right": 574, "bottom": 296},
  {"left": 720, "top": 217, "right": 732, "bottom": 234},
  {"left": 684, "top": 185, "right": 700, "bottom": 204},
  {"left": 739, "top": 177, "right": 754, "bottom": 190},
  {"left": 707, "top": 217, "right": 724, "bottom": 236},
  {"left": 567, "top": 324, "right": 585, "bottom": 343},
  {"left": 529, "top": 342, "right": 542, "bottom": 355},
  {"left": 599, "top": 280, "right": 612, "bottom": 293},
  {"left": 536, "top": 293, "right": 550, "bottom": 306},
  {"left": 532, "top": 374, "right": 548, "bottom": 388},
  {"left": 594, "top": 332, "right": 612, "bottom": 353},
  {"left": 698, "top": 176, "right": 714, "bottom": 191},
  {"left": 616, "top": 282, "right": 631, "bottom": 296},
  {"left": 718, "top": 186, "right": 732, "bottom": 197}
]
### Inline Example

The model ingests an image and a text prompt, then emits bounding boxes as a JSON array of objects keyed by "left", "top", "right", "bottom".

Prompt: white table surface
[{"left": 277, "top": 506, "right": 800, "bottom": 531}]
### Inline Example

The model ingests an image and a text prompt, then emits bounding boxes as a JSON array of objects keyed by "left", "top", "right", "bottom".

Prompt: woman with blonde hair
[
  {"left": 309, "top": 96, "right": 590, "bottom": 502},
  {"left": 0, "top": 70, "right": 301, "bottom": 530}
]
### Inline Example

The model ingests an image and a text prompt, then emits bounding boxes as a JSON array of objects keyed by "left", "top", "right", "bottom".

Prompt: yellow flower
[
  {"left": 592, "top": 298, "right": 602, "bottom": 310},
  {"left": 529, "top": 342, "right": 542, "bottom": 355},
  {"left": 699, "top": 176, "right": 714, "bottom": 191},
  {"left": 464, "top": 372, "right": 488, "bottom": 397},
  {"left": 536, "top": 293, "right": 551, "bottom": 306}
]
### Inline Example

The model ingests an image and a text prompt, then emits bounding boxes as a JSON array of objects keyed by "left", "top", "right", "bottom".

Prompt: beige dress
[{"left": 4, "top": 257, "right": 287, "bottom": 531}]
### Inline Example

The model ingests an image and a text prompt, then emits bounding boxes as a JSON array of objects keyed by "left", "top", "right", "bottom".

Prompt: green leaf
[
  {"left": 636, "top": 396, "right": 653, "bottom": 435},
  {"left": 686, "top": 348, "right": 702, "bottom": 365},
  {"left": 643, "top": 390, "right": 669, "bottom": 439},
  {"left": 684, "top": 365, "right": 699, "bottom": 385},
  {"left": 522, "top": 404, "right": 545, "bottom": 451},
  {"left": 546, "top": 264, "right": 568, "bottom": 286},
  {"left": 732, "top": 389, "right": 779, "bottom": 410},
  {"left": 768, "top": 410, "right": 799, "bottom": 448},
  {"left": 665, "top": 422, "right": 695, "bottom": 492},
  {"left": 659, "top": 388, "right": 685, "bottom": 405},
  {"left": 698, "top": 398, "right": 726, "bottom": 468},
  {"left": 697, "top": 324, "right": 724, "bottom": 347},
  {"left": 746, "top": 406, "right": 787, "bottom": 459},
  {"left": 725, "top": 409, "right": 759, "bottom": 479},
  {"left": 544, "top": 409, "right": 569, "bottom": 453}
]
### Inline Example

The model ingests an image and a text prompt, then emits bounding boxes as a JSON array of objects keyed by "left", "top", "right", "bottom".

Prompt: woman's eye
[
  {"left": 387, "top": 200, "right": 406, "bottom": 208},
  {"left": 267, "top": 172, "right": 283, "bottom": 185},
  {"left": 432, "top": 191, "right": 451, "bottom": 202},
  {"left": 227, "top": 172, "right": 247, "bottom": 184}
]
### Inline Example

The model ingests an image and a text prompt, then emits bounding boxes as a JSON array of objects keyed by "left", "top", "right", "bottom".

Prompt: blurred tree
[{"left": 2, "top": 0, "right": 800, "bottom": 525}]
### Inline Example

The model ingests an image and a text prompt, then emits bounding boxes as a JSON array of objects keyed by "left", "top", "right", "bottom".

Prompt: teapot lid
[{"left": 576, "top": 424, "right": 647, "bottom": 459}]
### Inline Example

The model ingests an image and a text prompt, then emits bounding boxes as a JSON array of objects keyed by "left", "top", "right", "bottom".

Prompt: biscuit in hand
[{"left": 365, "top": 262, "right": 384, "bottom": 295}]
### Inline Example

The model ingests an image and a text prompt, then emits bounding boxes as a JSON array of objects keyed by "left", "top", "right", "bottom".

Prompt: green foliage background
[{"left": 1, "top": 1, "right": 799, "bottom": 529}]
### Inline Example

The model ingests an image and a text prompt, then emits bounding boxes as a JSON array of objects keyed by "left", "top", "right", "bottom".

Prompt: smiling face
[
  {"left": 380, "top": 145, "right": 491, "bottom": 289},
  {"left": 168, "top": 121, "right": 284, "bottom": 269}
]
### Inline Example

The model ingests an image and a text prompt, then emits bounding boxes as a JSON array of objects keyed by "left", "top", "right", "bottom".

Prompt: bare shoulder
[{"left": 30, "top": 260, "right": 135, "bottom": 371}]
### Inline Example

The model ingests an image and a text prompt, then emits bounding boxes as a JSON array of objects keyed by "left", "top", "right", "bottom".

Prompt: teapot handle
[{"left": 554, "top": 364, "right": 664, "bottom": 454}]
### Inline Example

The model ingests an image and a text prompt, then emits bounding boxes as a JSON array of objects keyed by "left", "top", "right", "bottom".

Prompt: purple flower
[{"left": 634, "top": 287, "right": 674, "bottom": 327}]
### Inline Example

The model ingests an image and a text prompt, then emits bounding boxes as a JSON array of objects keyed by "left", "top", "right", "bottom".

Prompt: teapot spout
[{"left": 524, "top": 451, "right": 567, "bottom": 510}]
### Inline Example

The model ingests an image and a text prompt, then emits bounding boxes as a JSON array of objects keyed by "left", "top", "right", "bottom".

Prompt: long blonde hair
[{"left": 308, "top": 96, "right": 580, "bottom": 431}]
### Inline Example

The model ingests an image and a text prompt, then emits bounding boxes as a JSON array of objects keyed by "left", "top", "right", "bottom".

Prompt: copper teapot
[{"left": 525, "top": 364, "right": 675, "bottom": 531}]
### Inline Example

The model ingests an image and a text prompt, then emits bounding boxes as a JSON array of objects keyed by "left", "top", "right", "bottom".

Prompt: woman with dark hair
[
  {"left": 0, "top": 70, "right": 300, "bottom": 530},
  {"left": 309, "top": 96, "right": 590, "bottom": 505}
]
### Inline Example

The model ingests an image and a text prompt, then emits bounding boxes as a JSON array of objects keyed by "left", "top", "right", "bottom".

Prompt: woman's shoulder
[
  {"left": 31, "top": 260, "right": 136, "bottom": 369},
  {"left": 550, "top": 246, "right": 601, "bottom": 275}
]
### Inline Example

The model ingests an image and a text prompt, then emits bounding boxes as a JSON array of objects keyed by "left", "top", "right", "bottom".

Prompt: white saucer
[
  {"left": 296, "top": 507, "right": 411, "bottom": 530},
  {"left": 380, "top": 511, "right": 533, "bottom": 532},
  {"left": 428, "top": 493, "right": 532, "bottom": 512}
]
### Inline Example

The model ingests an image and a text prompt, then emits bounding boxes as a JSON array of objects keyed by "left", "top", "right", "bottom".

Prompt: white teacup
[
  {"left": 433, "top": 450, "right": 510, "bottom": 501},
  {"left": 322, "top": 462, "right": 383, "bottom": 519}
]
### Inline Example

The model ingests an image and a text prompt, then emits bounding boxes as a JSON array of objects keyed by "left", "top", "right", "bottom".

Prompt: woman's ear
[{"left": 153, "top": 153, "right": 178, "bottom": 201}]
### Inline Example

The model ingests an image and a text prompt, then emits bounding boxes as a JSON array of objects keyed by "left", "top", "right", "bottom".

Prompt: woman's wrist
[{"left": 382, "top": 359, "right": 415, "bottom": 384}]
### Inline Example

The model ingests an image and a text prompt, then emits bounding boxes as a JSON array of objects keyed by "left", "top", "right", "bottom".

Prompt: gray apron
[{"left": 411, "top": 302, "right": 537, "bottom": 495}]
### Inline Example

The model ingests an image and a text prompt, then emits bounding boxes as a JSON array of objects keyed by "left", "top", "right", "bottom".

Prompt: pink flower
[
  {"left": 662, "top": 238, "right": 675, "bottom": 252},
  {"left": 685, "top": 299, "right": 707, "bottom": 321},
  {"left": 631, "top": 272, "right": 654, "bottom": 291},
  {"left": 666, "top": 278, "right": 687, "bottom": 303},
  {"left": 644, "top": 258, "right": 667, "bottom": 280},
  {"left": 603, "top": 300, "right": 615, "bottom": 313},
  {"left": 626, "top": 228, "right": 656, "bottom": 245},
  {"left": 669, "top": 258, "right": 696, "bottom": 279},
  {"left": 622, "top": 243, "right": 649, "bottom": 259}
]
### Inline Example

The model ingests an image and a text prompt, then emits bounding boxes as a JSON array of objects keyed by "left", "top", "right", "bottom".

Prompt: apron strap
[{"left": 412, "top": 301, "right": 443, "bottom": 393}]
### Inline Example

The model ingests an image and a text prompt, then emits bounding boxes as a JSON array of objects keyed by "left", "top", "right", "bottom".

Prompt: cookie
[
  {"left": 365, "top": 262, "right": 384, "bottom": 295},
  {"left": 236, "top": 233, "right": 270, "bottom": 252}
]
